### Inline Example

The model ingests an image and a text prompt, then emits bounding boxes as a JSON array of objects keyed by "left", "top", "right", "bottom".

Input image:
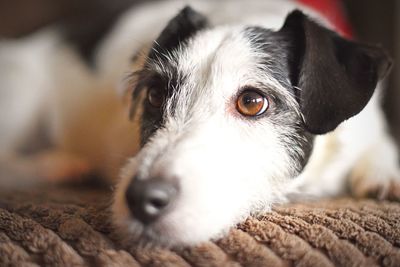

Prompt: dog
[{"left": 0, "top": 0, "right": 399, "bottom": 247}]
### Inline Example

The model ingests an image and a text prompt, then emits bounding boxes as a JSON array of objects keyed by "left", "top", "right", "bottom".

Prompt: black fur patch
[{"left": 132, "top": 6, "right": 207, "bottom": 145}]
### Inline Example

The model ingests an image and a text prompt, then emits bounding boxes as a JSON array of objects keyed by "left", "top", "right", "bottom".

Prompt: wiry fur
[{"left": 0, "top": 0, "right": 398, "bottom": 247}]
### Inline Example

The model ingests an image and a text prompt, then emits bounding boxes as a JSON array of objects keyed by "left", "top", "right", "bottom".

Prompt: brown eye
[
  {"left": 147, "top": 88, "right": 165, "bottom": 108},
  {"left": 236, "top": 90, "right": 269, "bottom": 117}
]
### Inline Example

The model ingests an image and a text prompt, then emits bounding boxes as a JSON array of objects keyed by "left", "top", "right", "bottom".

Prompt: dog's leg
[
  {"left": 0, "top": 28, "right": 139, "bottom": 186},
  {"left": 345, "top": 91, "right": 400, "bottom": 200}
]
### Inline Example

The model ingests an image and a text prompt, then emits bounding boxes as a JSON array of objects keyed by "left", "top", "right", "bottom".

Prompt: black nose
[{"left": 125, "top": 177, "right": 178, "bottom": 224}]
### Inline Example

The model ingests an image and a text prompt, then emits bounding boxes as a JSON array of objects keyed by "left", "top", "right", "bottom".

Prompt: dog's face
[{"left": 113, "top": 7, "right": 390, "bottom": 246}]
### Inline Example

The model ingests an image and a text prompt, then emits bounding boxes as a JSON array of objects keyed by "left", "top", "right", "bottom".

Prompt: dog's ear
[
  {"left": 148, "top": 6, "right": 208, "bottom": 59},
  {"left": 280, "top": 10, "right": 391, "bottom": 134}
]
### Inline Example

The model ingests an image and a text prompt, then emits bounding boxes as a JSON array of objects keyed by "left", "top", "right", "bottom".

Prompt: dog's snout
[{"left": 125, "top": 177, "right": 178, "bottom": 224}]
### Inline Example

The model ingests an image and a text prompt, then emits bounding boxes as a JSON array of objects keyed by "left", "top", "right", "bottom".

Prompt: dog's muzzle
[{"left": 125, "top": 176, "right": 179, "bottom": 224}]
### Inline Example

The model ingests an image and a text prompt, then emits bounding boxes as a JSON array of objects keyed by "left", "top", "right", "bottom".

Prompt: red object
[{"left": 297, "top": 0, "right": 353, "bottom": 38}]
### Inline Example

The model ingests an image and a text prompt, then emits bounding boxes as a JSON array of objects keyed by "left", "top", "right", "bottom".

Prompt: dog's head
[{"left": 113, "top": 7, "right": 391, "bottom": 246}]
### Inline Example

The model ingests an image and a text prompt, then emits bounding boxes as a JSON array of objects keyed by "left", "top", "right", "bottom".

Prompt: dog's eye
[
  {"left": 236, "top": 90, "right": 269, "bottom": 117},
  {"left": 147, "top": 88, "right": 165, "bottom": 108}
]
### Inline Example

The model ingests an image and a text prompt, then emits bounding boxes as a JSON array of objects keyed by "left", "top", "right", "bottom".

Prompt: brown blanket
[{"left": 0, "top": 186, "right": 399, "bottom": 267}]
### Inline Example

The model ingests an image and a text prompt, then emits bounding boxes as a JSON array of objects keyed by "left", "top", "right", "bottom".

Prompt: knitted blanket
[{"left": 0, "top": 186, "right": 399, "bottom": 267}]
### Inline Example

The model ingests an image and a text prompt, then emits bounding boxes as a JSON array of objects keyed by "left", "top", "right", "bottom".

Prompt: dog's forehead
[
  {"left": 176, "top": 26, "right": 287, "bottom": 93},
  {"left": 178, "top": 27, "right": 255, "bottom": 83}
]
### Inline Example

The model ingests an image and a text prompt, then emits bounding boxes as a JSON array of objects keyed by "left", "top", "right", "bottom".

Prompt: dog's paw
[
  {"left": 349, "top": 171, "right": 400, "bottom": 201},
  {"left": 348, "top": 154, "right": 400, "bottom": 201}
]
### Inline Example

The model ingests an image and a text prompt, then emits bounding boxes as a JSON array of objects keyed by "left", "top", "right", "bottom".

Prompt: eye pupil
[
  {"left": 148, "top": 88, "right": 164, "bottom": 108},
  {"left": 243, "top": 94, "right": 262, "bottom": 105},
  {"left": 237, "top": 90, "right": 269, "bottom": 117}
]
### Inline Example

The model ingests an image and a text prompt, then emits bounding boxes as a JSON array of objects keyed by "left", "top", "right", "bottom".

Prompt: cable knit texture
[{"left": 0, "top": 186, "right": 399, "bottom": 267}]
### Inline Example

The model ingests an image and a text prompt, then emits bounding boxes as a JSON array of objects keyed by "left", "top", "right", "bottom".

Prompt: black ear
[
  {"left": 148, "top": 6, "right": 208, "bottom": 59},
  {"left": 280, "top": 10, "right": 392, "bottom": 134}
]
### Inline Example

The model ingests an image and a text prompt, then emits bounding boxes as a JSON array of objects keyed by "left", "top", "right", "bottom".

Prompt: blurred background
[{"left": 0, "top": 0, "right": 399, "bottom": 146}]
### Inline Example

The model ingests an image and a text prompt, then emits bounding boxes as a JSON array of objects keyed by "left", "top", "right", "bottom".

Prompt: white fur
[{"left": 0, "top": 0, "right": 398, "bottom": 247}]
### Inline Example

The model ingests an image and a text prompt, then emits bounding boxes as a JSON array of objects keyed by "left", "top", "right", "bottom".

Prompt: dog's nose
[{"left": 125, "top": 177, "right": 178, "bottom": 224}]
